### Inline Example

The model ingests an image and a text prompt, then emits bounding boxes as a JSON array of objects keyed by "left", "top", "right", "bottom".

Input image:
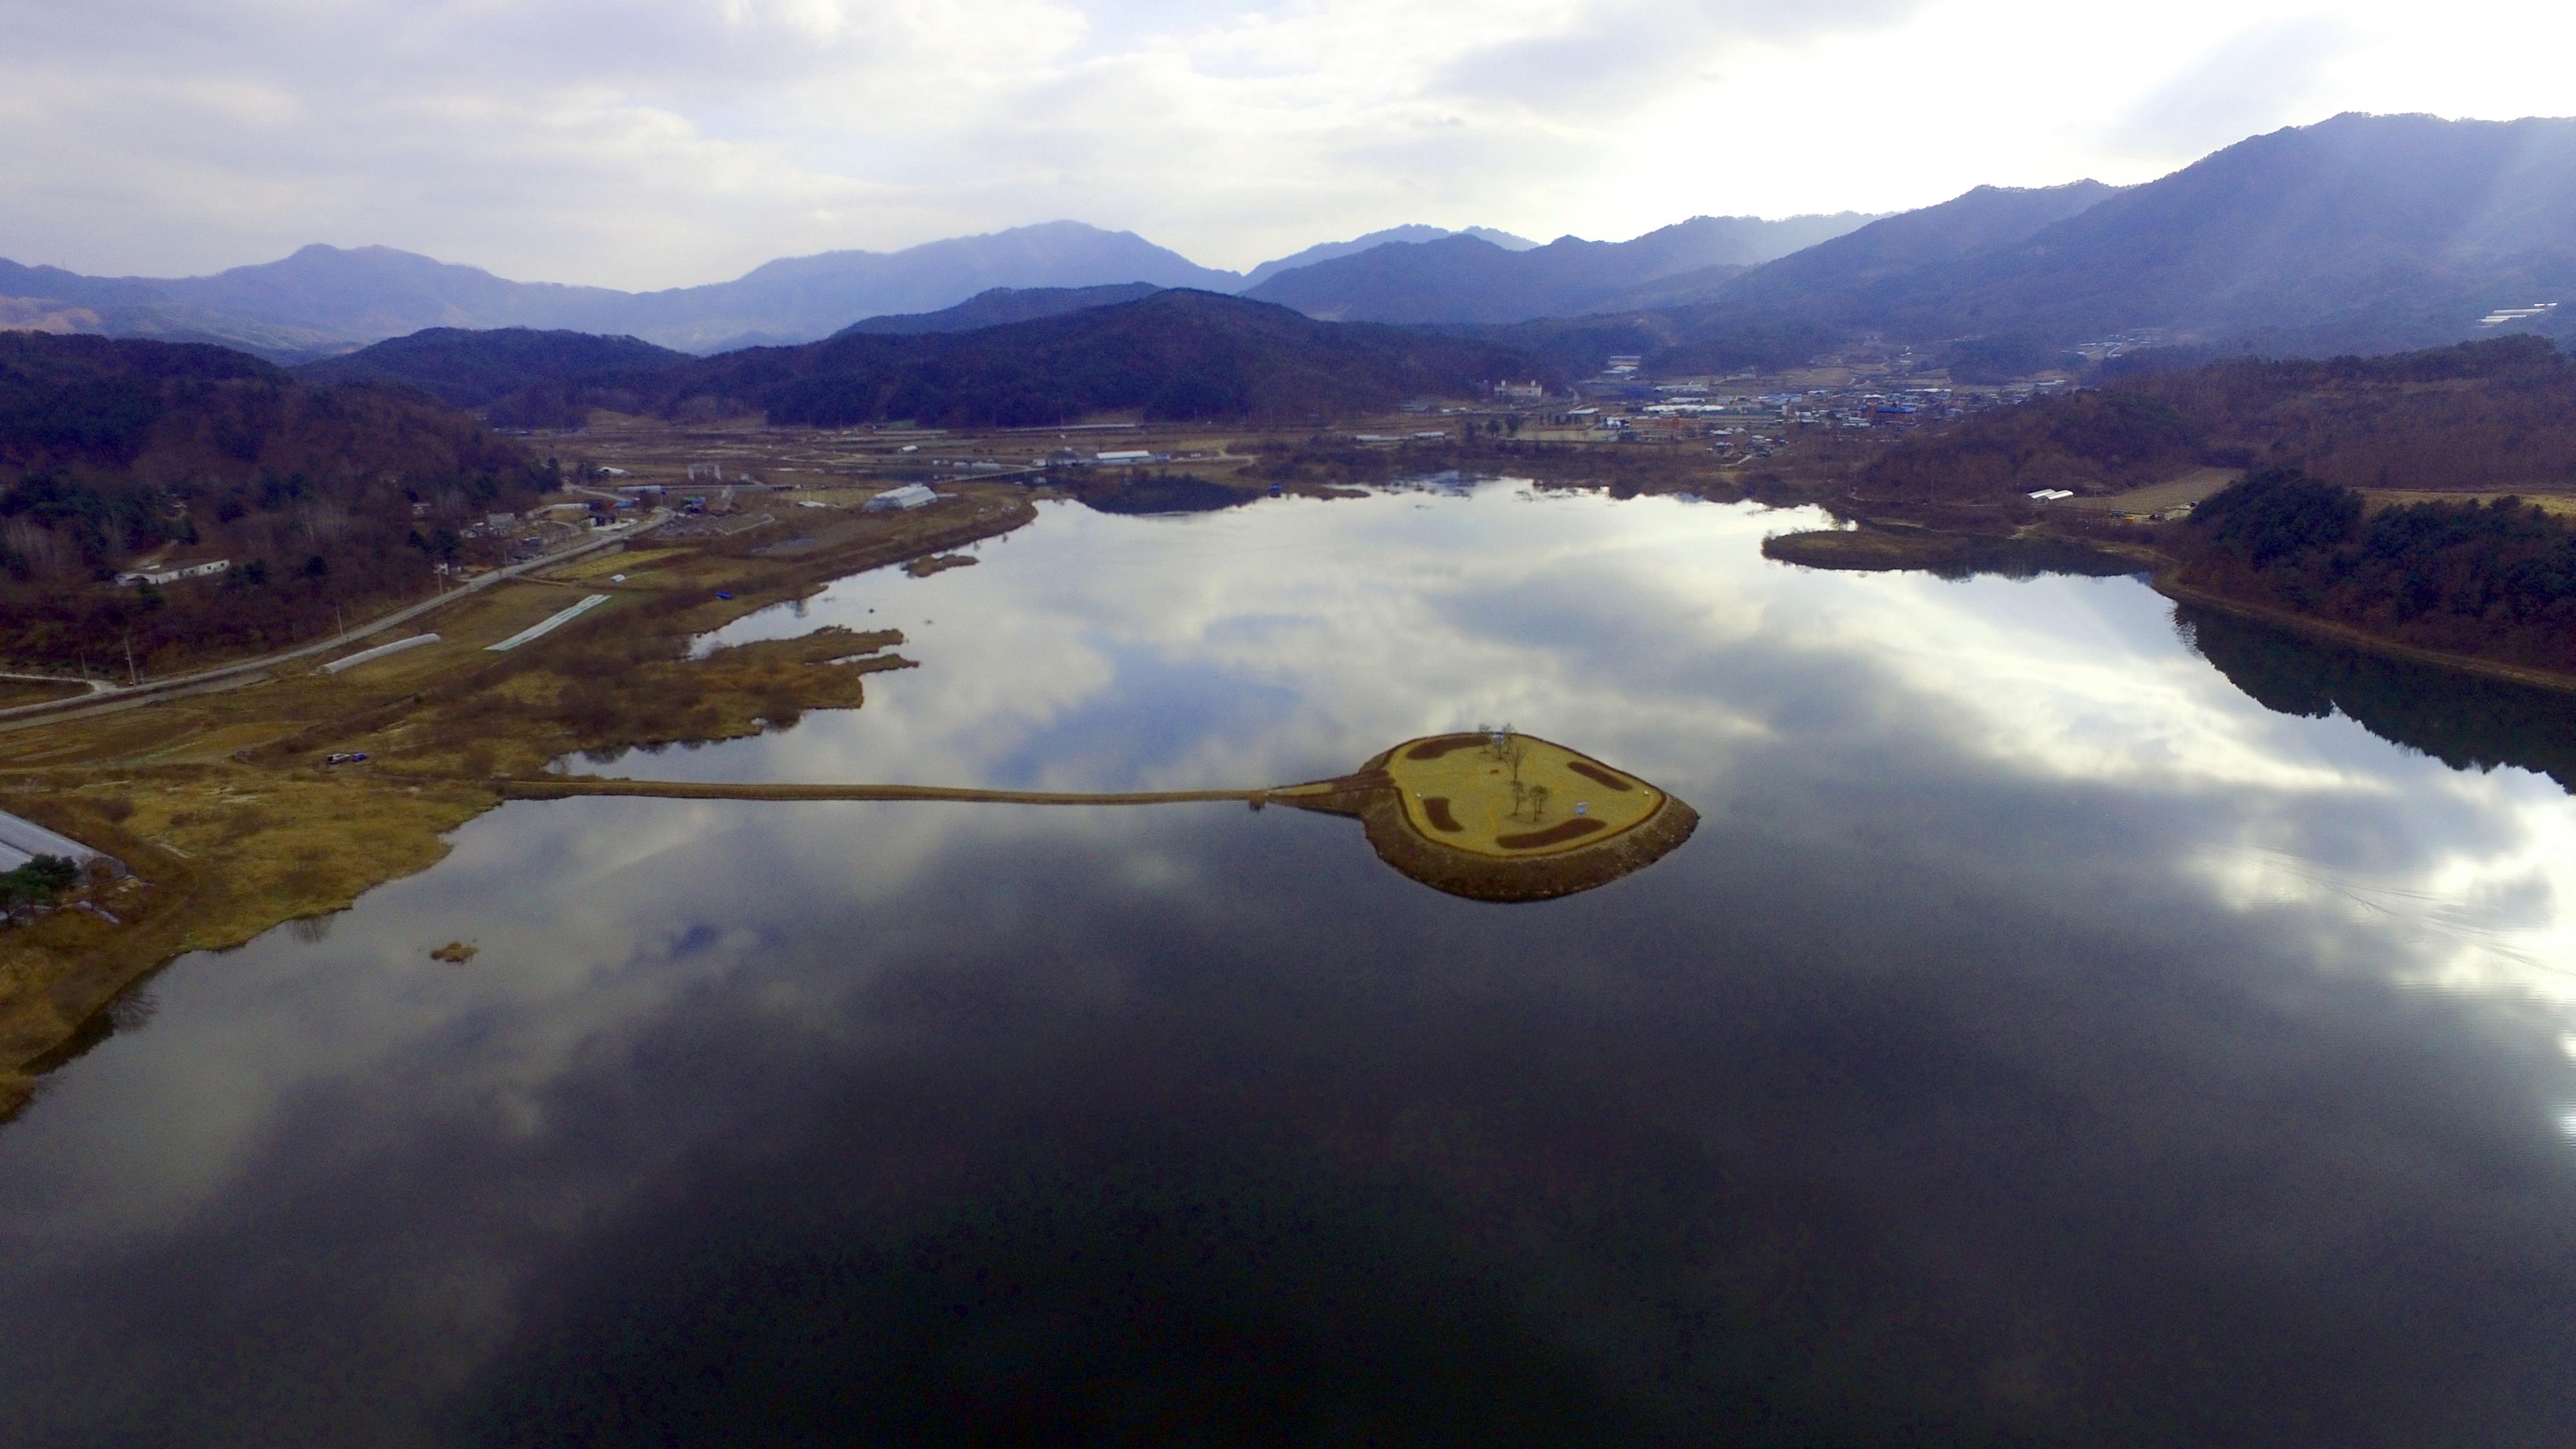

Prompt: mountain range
[
  {"left": 1238, "top": 225, "right": 1540, "bottom": 290},
  {"left": 1238, "top": 213, "right": 1884, "bottom": 323},
  {"left": 609, "top": 290, "right": 1555, "bottom": 430},
  {"left": 1694, "top": 113, "right": 2576, "bottom": 355},
  {"left": 10, "top": 113, "right": 2576, "bottom": 379},
  {"left": 0, "top": 216, "right": 1868, "bottom": 363},
  {"left": 0, "top": 223, "right": 1240, "bottom": 359}
]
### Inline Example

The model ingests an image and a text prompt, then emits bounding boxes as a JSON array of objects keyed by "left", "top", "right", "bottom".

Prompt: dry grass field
[
  {"left": 2060, "top": 466, "right": 2242, "bottom": 516},
  {"left": 2362, "top": 489, "right": 2576, "bottom": 516}
]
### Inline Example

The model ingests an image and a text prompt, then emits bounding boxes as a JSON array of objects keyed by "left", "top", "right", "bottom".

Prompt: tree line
[
  {"left": 2179, "top": 469, "right": 2576, "bottom": 672},
  {"left": 0, "top": 333, "right": 551, "bottom": 672},
  {"left": 1866, "top": 336, "right": 2576, "bottom": 502}
]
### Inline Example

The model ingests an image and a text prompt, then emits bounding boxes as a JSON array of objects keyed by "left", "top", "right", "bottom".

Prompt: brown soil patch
[
  {"left": 1495, "top": 818, "right": 1607, "bottom": 850},
  {"left": 1403, "top": 734, "right": 1486, "bottom": 760},
  {"left": 1566, "top": 761, "right": 1632, "bottom": 791},
  {"left": 1421, "top": 797, "right": 1463, "bottom": 833}
]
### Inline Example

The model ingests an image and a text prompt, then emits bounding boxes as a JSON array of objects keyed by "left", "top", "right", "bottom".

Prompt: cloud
[
  {"left": 2105, "top": 17, "right": 2360, "bottom": 160},
  {"left": 1431, "top": 0, "right": 1922, "bottom": 121},
  {"left": 1, "top": 0, "right": 2573, "bottom": 287}
]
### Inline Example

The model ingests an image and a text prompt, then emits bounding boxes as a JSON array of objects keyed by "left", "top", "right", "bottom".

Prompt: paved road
[{"left": 0, "top": 513, "right": 667, "bottom": 730}]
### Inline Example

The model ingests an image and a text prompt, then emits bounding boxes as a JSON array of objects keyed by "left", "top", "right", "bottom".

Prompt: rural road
[{"left": 0, "top": 512, "right": 668, "bottom": 732}]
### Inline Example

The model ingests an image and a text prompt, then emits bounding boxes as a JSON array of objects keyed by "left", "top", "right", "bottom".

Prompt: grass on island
[{"left": 1378, "top": 734, "right": 1663, "bottom": 857}]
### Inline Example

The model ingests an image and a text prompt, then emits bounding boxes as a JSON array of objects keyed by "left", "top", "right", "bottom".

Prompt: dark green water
[{"left": 6, "top": 486, "right": 2575, "bottom": 1446}]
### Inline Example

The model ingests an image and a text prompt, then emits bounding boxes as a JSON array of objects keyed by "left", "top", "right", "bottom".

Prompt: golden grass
[
  {"left": 2362, "top": 489, "right": 2576, "bottom": 516},
  {"left": 0, "top": 771, "right": 492, "bottom": 1115},
  {"left": 539, "top": 547, "right": 689, "bottom": 582},
  {"left": 1378, "top": 734, "right": 1663, "bottom": 858},
  {"left": 2060, "top": 467, "right": 2240, "bottom": 515}
]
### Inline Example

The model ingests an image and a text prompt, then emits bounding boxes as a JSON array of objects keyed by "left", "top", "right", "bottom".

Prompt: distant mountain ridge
[
  {"left": 1710, "top": 181, "right": 2126, "bottom": 315},
  {"left": 1243, "top": 213, "right": 1883, "bottom": 324},
  {"left": 0, "top": 214, "right": 1855, "bottom": 361},
  {"left": 0, "top": 223, "right": 1241, "bottom": 358},
  {"left": 1701, "top": 114, "right": 2576, "bottom": 354},
  {"left": 1240, "top": 225, "right": 1539, "bottom": 289},
  {"left": 536, "top": 290, "right": 1557, "bottom": 429},
  {"left": 15, "top": 114, "right": 2573, "bottom": 374}
]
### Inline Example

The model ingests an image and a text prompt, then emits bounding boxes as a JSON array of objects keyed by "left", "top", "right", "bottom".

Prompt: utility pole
[{"left": 122, "top": 629, "right": 137, "bottom": 687}]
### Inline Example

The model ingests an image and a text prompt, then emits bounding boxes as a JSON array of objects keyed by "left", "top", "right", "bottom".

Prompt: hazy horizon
[
  {"left": 7, "top": 213, "right": 1888, "bottom": 294},
  {"left": 4, "top": 1, "right": 2573, "bottom": 290}
]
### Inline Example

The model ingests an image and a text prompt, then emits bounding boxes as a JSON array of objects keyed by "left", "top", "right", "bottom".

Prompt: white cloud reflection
[{"left": 10, "top": 484, "right": 2576, "bottom": 1251}]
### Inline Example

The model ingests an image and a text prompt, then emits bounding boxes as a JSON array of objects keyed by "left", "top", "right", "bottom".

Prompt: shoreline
[
  {"left": 0, "top": 495, "right": 1037, "bottom": 1119},
  {"left": 2145, "top": 574, "right": 2576, "bottom": 698},
  {"left": 1765, "top": 522, "right": 2576, "bottom": 699},
  {"left": 19, "top": 488, "right": 2566, "bottom": 1119}
]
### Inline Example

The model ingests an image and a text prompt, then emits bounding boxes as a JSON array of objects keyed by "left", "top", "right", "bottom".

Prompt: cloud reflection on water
[{"left": 3, "top": 484, "right": 2575, "bottom": 1443}]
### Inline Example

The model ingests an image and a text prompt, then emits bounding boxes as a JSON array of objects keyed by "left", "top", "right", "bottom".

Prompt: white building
[
  {"left": 863, "top": 484, "right": 940, "bottom": 513},
  {"left": 115, "top": 558, "right": 228, "bottom": 587}
]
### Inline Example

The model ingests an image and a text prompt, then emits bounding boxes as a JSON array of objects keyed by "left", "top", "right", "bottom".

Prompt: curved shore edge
[
  {"left": 500, "top": 744, "right": 1707, "bottom": 905},
  {"left": 1766, "top": 524, "right": 2576, "bottom": 699},
  {"left": 2147, "top": 574, "right": 2576, "bottom": 698},
  {"left": 0, "top": 503, "right": 1044, "bottom": 1124},
  {"left": 1353, "top": 788, "right": 1701, "bottom": 904}
]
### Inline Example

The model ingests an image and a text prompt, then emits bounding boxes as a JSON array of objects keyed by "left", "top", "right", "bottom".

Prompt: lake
[{"left": 6, "top": 482, "right": 2575, "bottom": 1445}]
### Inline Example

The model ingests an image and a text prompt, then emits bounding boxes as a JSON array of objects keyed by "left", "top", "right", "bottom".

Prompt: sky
[{"left": 4, "top": 0, "right": 2574, "bottom": 290}]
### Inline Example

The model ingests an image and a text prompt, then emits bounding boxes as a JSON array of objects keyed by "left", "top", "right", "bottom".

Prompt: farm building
[
  {"left": 0, "top": 810, "right": 125, "bottom": 878},
  {"left": 863, "top": 484, "right": 939, "bottom": 513},
  {"left": 115, "top": 558, "right": 229, "bottom": 587}
]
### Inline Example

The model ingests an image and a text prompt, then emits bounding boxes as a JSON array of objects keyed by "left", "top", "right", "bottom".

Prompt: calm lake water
[{"left": 7, "top": 483, "right": 2576, "bottom": 1446}]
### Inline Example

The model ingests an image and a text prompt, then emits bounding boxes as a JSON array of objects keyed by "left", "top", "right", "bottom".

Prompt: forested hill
[
  {"left": 1863, "top": 336, "right": 2576, "bottom": 502},
  {"left": 0, "top": 332, "right": 548, "bottom": 671},
  {"left": 638, "top": 290, "right": 1555, "bottom": 427},
  {"left": 2176, "top": 471, "right": 2576, "bottom": 675},
  {"left": 832, "top": 283, "right": 1164, "bottom": 336},
  {"left": 294, "top": 327, "right": 690, "bottom": 408},
  {"left": 1886, "top": 113, "right": 2576, "bottom": 354},
  {"left": 1240, "top": 213, "right": 1879, "bottom": 324}
]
